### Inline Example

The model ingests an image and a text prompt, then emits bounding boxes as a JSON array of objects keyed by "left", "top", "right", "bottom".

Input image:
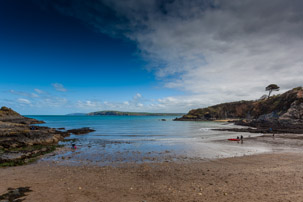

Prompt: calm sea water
[{"left": 26, "top": 115, "right": 271, "bottom": 164}]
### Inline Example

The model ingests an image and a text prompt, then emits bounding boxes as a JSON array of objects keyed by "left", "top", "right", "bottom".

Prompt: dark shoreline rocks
[
  {"left": 215, "top": 119, "right": 303, "bottom": 134},
  {"left": 0, "top": 107, "right": 95, "bottom": 167},
  {"left": 67, "top": 127, "right": 95, "bottom": 135}
]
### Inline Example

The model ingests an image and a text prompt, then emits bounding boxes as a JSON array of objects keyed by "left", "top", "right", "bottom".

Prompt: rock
[
  {"left": 66, "top": 127, "right": 95, "bottom": 135},
  {"left": 0, "top": 187, "right": 32, "bottom": 201},
  {"left": 0, "top": 107, "right": 44, "bottom": 124},
  {"left": 279, "top": 101, "right": 303, "bottom": 124}
]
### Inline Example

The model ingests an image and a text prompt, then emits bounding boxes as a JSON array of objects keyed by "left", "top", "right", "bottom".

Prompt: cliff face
[{"left": 176, "top": 87, "right": 303, "bottom": 124}]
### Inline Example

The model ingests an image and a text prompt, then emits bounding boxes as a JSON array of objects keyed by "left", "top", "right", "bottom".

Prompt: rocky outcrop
[
  {"left": 175, "top": 87, "right": 303, "bottom": 123},
  {"left": 279, "top": 100, "right": 303, "bottom": 124},
  {"left": 175, "top": 87, "right": 303, "bottom": 133},
  {"left": 0, "top": 123, "right": 69, "bottom": 149},
  {"left": 0, "top": 106, "right": 44, "bottom": 124},
  {"left": 0, "top": 107, "right": 69, "bottom": 165},
  {"left": 67, "top": 127, "right": 95, "bottom": 135},
  {"left": 0, "top": 106, "right": 97, "bottom": 166}
]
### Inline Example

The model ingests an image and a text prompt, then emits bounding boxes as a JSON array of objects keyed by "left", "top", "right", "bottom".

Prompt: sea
[{"left": 26, "top": 115, "right": 272, "bottom": 165}]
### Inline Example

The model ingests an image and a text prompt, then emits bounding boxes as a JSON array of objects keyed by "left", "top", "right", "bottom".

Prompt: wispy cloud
[
  {"left": 38, "top": 0, "right": 303, "bottom": 109},
  {"left": 17, "top": 98, "right": 31, "bottom": 104},
  {"left": 10, "top": 90, "right": 39, "bottom": 98},
  {"left": 12, "top": 0, "right": 296, "bottom": 114},
  {"left": 52, "top": 83, "right": 67, "bottom": 92},
  {"left": 34, "top": 88, "right": 44, "bottom": 94},
  {"left": 76, "top": 92, "right": 147, "bottom": 111}
]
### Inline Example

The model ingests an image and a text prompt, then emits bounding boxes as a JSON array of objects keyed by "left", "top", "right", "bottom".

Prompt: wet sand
[{"left": 1, "top": 135, "right": 303, "bottom": 202}]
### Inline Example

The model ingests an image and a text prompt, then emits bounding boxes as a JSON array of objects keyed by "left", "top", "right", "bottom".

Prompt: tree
[{"left": 265, "top": 84, "right": 280, "bottom": 97}]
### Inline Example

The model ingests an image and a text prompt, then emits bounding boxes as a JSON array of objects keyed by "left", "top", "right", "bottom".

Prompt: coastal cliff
[{"left": 175, "top": 87, "right": 303, "bottom": 127}]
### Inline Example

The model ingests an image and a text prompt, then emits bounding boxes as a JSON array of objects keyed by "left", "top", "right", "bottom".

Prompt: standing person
[
  {"left": 240, "top": 135, "right": 243, "bottom": 144},
  {"left": 269, "top": 127, "right": 275, "bottom": 137}
]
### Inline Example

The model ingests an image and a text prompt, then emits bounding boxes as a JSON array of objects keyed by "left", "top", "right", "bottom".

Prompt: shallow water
[{"left": 27, "top": 115, "right": 272, "bottom": 164}]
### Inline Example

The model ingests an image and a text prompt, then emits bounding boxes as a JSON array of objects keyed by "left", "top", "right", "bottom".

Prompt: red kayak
[{"left": 228, "top": 138, "right": 240, "bottom": 141}]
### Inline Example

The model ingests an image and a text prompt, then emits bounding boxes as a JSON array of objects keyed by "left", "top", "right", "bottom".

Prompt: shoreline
[{"left": 2, "top": 133, "right": 303, "bottom": 201}]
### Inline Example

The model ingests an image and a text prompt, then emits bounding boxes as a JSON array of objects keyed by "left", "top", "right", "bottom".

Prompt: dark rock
[
  {"left": 214, "top": 119, "right": 303, "bottom": 134},
  {"left": 0, "top": 187, "right": 32, "bottom": 201},
  {"left": 66, "top": 127, "right": 95, "bottom": 135},
  {"left": 0, "top": 107, "right": 73, "bottom": 166}
]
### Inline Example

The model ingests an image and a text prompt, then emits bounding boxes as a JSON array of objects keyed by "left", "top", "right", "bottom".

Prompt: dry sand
[{"left": 1, "top": 135, "right": 303, "bottom": 202}]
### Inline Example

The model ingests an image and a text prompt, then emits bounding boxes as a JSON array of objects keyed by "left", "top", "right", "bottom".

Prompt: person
[
  {"left": 269, "top": 128, "right": 275, "bottom": 137},
  {"left": 237, "top": 136, "right": 239, "bottom": 139},
  {"left": 240, "top": 135, "right": 243, "bottom": 144},
  {"left": 71, "top": 143, "right": 77, "bottom": 150}
]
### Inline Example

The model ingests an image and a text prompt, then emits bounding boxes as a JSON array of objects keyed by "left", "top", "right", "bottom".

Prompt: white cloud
[
  {"left": 52, "top": 83, "right": 67, "bottom": 92},
  {"left": 10, "top": 90, "right": 39, "bottom": 98},
  {"left": 34, "top": 88, "right": 44, "bottom": 94},
  {"left": 122, "top": 0, "right": 303, "bottom": 104},
  {"left": 137, "top": 103, "right": 143, "bottom": 107},
  {"left": 34, "top": 0, "right": 303, "bottom": 112},
  {"left": 76, "top": 93, "right": 147, "bottom": 111},
  {"left": 134, "top": 93, "right": 142, "bottom": 99},
  {"left": 40, "top": 97, "right": 68, "bottom": 107},
  {"left": 17, "top": 98, "right": 31, "bottom": 104}
]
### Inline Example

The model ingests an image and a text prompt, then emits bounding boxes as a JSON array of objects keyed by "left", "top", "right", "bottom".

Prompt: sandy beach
[{"left": 2, "top": 134, "right": 303, "bottom": 202}]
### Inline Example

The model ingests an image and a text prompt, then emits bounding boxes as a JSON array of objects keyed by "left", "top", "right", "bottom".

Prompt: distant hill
[{"left": 87, "top": 111, "right": 184, "bottom": 116}]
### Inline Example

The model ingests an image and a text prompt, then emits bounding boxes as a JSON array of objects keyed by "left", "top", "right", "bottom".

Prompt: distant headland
[{"left": 67, "top": 111, "right": 185, "bottom": 116}]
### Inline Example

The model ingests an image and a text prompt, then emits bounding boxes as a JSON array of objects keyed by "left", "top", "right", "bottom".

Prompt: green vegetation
[{"left": 265, "top": 84, "right": 280, "bottom": 97}]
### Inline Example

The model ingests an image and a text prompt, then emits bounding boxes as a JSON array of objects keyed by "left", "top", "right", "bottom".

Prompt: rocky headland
[
  {"left": 0, "top": 107, "right": 94, "bottom": 166},
  {"left": 175, "top": 87, "right": 303, "bottom": 133}
]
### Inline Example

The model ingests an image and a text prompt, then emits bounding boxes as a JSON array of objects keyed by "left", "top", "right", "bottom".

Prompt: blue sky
[
  {"left": 1, "top": 0, "right": 302, "bottom": 115},
  {"left": 0, "top": 0, "right": 183, "bottom": 114}
]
